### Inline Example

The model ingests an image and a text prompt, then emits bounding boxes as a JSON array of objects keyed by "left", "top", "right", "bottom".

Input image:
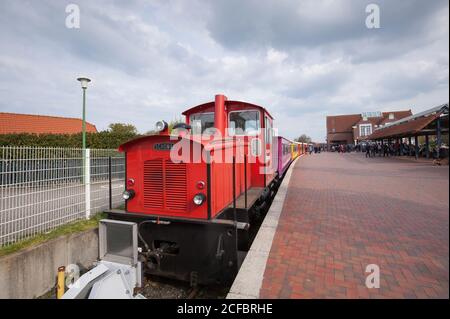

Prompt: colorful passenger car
[{"left": 278, "top": 137, "right": 294, "bottom": 176}]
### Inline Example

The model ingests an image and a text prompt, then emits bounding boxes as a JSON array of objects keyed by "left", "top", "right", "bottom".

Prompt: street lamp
[
  {"left": 77, "top": 77, "right": 91, "bottom": 149},
  {"left": 77, "top": 77, "right": 91, "bottom": 184}
]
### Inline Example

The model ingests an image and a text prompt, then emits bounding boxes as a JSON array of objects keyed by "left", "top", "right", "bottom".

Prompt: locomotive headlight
[
  {"left": 193, "top": 193, "right": 206, "bottom": 205},
  {"left": 122, "top": 189, "right": 135, "bottom": 200},
  {"left": 155, "top": 120, "right": 168, "bottom": 132}
]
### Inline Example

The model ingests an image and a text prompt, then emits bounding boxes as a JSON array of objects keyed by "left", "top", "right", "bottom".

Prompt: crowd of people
[
  {"left": 364, "top": 142, "right": 397, "bottom": 158},
  {"left": 330, "top": 144, "right": 354, "bottom": 153},
  {"left": 328, "top": 141, "right": 448, "bottom": 160},
  {"left": 308, "top": 144, "right": 323, "bottom": 154}
]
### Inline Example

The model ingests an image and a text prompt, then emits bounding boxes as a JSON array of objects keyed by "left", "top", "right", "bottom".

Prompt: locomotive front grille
[
  {"left": 143, "top": 159, "right": 187, "bottom": 211},
  {"left": 164, "top": 161, "right": 187, "bottom": 211},
  {"left": 143, "top": 159, "right": 164, "bottom": 209}
]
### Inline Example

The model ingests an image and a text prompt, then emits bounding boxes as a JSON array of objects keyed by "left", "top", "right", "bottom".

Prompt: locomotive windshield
[
  {"left": 190, "top": 113, "right": 215, "bottom": 134},
  {"left": 228, "top": 110, "right": 260, "bottom": 136}
]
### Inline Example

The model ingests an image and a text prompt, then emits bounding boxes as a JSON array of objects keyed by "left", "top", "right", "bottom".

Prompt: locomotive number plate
[{"left": 153, "top": 143, "right": 175, "bottom": 151}]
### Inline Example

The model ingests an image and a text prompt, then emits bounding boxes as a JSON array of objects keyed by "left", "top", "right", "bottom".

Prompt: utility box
[{"left": 99, "top": 219, "right": 138, "bottom": 265}]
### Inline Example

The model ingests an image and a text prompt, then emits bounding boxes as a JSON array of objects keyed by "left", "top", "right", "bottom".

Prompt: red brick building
[
  {"left": 326, "top": 110, "right": 412, "bottom": 146},
  {"left": 0, "top": 112, "right": 97, "bottom": 135}
]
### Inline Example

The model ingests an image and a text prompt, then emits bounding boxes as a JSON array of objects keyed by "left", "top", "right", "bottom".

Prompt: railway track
[{"left": 140, "top": 275, "right": 229, "bottom": 299}]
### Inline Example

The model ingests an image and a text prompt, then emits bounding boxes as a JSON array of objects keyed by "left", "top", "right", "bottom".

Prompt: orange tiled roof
[
  {"left": 0, "top": 112, "right": 97, "bottom": 135},
  {"left": 377, "top": 111, "right": 412, "bottom": 126},
  {"left": 369, "top": 113, "right": 441, "bottom": 139}
]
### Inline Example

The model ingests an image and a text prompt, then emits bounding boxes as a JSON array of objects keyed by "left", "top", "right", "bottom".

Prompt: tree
[
  {"left": 168, "top": 118, "right": 184, "bottom": 132},
  {"left": 107, "top": 123, "right": 138, "bottom": 135},
  {"left": 295, "top": 134, "right": 312, "bottom": 143}
]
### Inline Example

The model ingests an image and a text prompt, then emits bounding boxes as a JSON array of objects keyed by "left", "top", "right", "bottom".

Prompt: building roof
[
  {"left": 380, "top": 104, "right": 448, "bottom": 129},
  {"left": 368, "top": 103, "right": 449, "bottom": 140},
  {"left": 0, "top": 112, "right": 98, "bottom": 135}
]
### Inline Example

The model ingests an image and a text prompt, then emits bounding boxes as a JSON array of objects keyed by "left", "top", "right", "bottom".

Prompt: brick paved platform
[{"left": 260, "top": 153, "right": 449, "bottom": 299}]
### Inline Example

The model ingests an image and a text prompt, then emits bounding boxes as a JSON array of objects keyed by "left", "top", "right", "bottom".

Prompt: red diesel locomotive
[{"left": 106, "top": 94, "right": 293, "bottom": 285}]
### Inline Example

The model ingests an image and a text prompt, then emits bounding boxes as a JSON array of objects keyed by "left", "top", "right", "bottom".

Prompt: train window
[
  {"left": 265, "top": 116, "right": 273, "bottom": 145},
  {"left": 190, "top": 112, "right": 215, "bottom": 135},
  {"left": 283, "top": 144, "right": 289, "bottom": 155},
  {"left": 228, "top": 110, "right": 260, "bottom": 136}
]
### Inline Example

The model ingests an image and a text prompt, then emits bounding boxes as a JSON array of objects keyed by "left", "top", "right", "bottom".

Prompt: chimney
[{"left": 214, "top": 94, "right": 227, "bottom": 136}]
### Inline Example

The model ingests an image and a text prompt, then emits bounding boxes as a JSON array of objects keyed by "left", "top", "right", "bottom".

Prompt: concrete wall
[{"left": 0, "top": 228, "right": 99, "bottom": 299}]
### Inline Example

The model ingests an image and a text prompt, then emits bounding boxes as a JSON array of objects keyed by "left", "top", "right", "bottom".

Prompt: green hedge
[{"left": 0, "top": 132, "right": 140, "bottom": 149}]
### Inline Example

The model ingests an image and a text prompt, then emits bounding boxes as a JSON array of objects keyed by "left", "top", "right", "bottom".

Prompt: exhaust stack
[{"left": 214, "top": 94, "right": 227, "bottom": 136}]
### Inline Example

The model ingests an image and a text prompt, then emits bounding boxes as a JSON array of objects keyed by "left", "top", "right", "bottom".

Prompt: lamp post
[
  {"left": 77, "top": 77, "right": 91, "bottom": 149},
  {"left": 77, "top": 77, "right": 91, "bottom": 184}
]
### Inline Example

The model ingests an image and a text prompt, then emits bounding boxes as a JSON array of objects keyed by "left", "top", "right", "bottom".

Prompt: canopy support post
[
  {"left": 408, "top": 137, "right": 413, "bottom": 156},
  {"left": 414, "top": 135, "right": 419, "bottom": 159},
  {"left": 436, "top": 117, "right": 442, "bottom": 159}
]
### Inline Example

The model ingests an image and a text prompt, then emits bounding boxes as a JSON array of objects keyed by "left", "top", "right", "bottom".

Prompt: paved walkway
[{"left": 260, "top": 152, "right": 449, "bottom": 298}]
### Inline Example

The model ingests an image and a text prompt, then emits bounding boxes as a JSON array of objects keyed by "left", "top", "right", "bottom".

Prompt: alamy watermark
[
  {"left": 65, "top": 263, "right": 80, "bottom": 288},
  {"left": 65, "top": 4, "right": 80, "bottom": 29},
  {"left": 366, "top": 4, "right": 381, "bottom": 29},
  {"left": 365, "top": 264, "right": 380, "bottom": 288},
  {"left": 166, "top": 127, "right": 281, "bottom": 175}
]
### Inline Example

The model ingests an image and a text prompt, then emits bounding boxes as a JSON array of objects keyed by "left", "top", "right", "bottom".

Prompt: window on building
[
  {"left": 389, "top": 113, "right": 395, "bottom": 120},
  {"left": 228, "top": 110, "right": 260, "bottom": 136},
  {"left": 359, "top": 124, "right": 372, "bottom": 137}
]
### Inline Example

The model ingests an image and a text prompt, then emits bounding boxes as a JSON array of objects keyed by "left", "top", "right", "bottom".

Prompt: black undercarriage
[{"left": 105, "top": 179, "right": 279, "bottom": 286}]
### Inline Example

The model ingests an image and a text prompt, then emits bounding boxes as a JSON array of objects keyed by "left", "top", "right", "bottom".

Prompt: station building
[{"left": 326, "top": 110, "right": 412, "bottom": 146}]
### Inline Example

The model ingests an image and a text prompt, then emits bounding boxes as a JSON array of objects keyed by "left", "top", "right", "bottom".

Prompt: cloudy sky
[{"left": 0, "top": 0, "right": 448, "bottom": 141}]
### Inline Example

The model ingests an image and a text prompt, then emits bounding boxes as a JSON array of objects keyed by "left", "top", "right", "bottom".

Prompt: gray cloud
[
  {"left": 206, "top": 0, "right": 445, "bottom": 54},
  {"left": 0, "top": 0, "right": 448, "bottom": 142}
]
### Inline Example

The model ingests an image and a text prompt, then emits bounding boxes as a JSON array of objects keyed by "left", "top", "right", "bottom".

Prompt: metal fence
[{"left": 0, "top": 147, "right": 125, "bottom": 247}]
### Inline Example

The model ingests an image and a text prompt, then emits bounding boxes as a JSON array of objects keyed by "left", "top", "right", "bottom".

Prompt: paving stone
[{"left": 260, "top": 153, "right": 449, "bottom": 299}]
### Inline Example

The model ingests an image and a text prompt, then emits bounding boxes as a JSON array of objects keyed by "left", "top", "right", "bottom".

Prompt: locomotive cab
[{"left": 183, "top": 94, "right": 277, "bottom": 190}]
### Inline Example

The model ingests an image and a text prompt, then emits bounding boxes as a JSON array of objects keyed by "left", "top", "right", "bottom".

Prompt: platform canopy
[{"left": 368, "top": 103, "right": 449, "bottom": 140}]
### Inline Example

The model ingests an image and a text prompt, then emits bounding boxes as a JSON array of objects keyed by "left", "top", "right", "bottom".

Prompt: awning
[{"left": 368, "top": 104, "right": 448, "bottom": 140}]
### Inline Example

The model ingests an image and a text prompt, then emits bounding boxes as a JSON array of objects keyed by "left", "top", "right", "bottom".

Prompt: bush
[{"left": 0, "top": 131, "right": 140, "bottom": 149}]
